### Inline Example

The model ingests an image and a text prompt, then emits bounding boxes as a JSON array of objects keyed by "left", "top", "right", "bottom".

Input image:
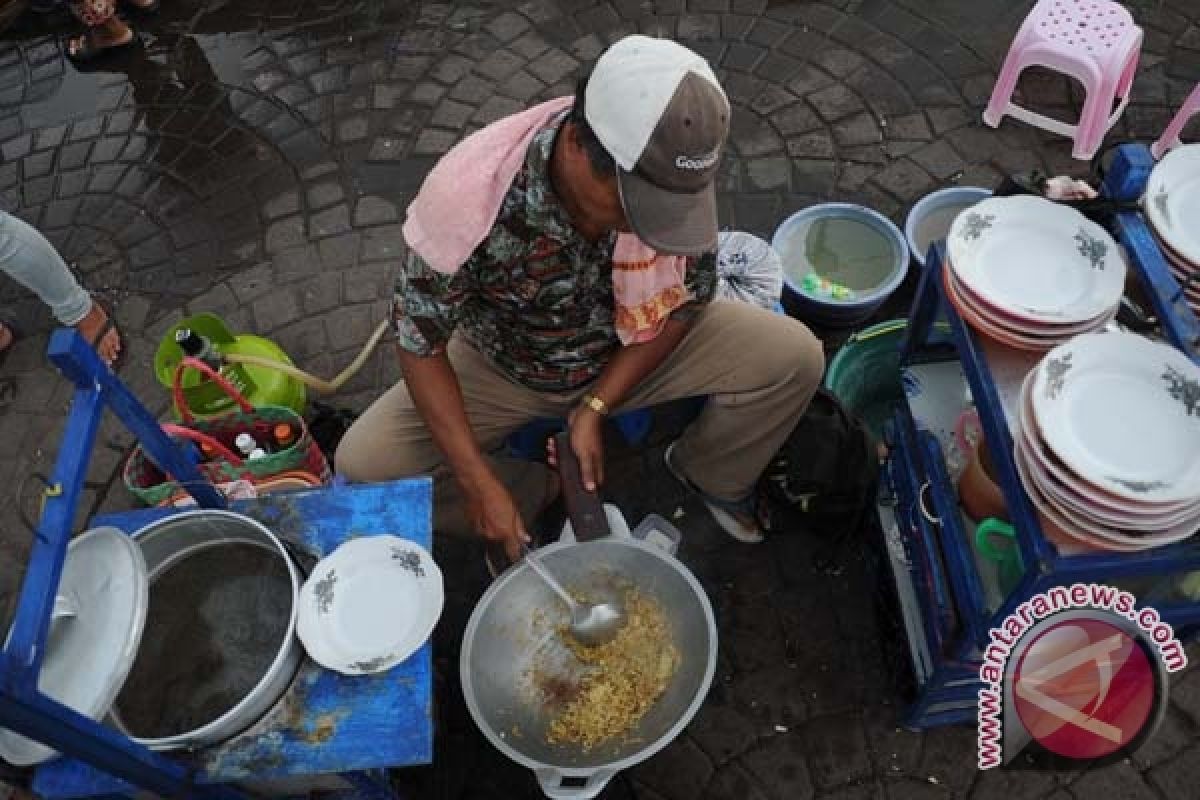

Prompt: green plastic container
[
  {"left": 154, "top": 313, "right": 306, "bottom": 419},
  {"left": 823, "top": 319, "right": 909, "bottom": 441}
]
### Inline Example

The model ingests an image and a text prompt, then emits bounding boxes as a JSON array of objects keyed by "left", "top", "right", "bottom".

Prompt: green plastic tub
[{"left": 823, "top": 319, "right": 909, "bottom": 441}]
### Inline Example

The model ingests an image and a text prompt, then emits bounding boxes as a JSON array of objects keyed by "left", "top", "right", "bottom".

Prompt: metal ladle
[{"left": 521, "top": 543, "right": 626, "bottom": 647}]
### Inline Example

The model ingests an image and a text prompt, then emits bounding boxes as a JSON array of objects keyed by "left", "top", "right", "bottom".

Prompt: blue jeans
[{"left": 0, "top": 211, "right": 91, "bottom": 326}]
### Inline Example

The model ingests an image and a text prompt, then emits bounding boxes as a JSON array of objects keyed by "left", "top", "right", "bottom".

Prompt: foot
[
  {"left": 74, "top": 301, "right": 121, "bottom": 365},
  {"left": 0, "top": 322, "right": 13, "bottom": 355},
  {"left": 67, "top": 25, "right": 135, "bottom": 62},
  {"left": 664, "top": 442, "right": 765, "bottom": 544}
]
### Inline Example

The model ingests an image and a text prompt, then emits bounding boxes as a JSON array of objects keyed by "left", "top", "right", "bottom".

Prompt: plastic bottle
[
  {"left": 273, "top": 423, "right": 296, "bottom": 450},
  {"left": 234, "top": 433, "right": 259, "bottom": 458}
]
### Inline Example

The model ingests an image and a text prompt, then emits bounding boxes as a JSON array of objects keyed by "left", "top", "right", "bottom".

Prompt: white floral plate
[
  {"left": 297, "top": 536, "right": 443, "bottom": 675},
  {"left": 947, "top": 195, "right": 1125, "bottom": 324},
  {"left": 1013, "top": 437, "right": 1196, "bottom": 552},
  {"left": 1145, "top": 144, "right": 1200, "bottom": 268},
  {"left": 1031, "top": 332, "right": 1200, "bottom": 505},
  {"left": 1017, "top": 372, "right": 1200, "bottom": 524}
]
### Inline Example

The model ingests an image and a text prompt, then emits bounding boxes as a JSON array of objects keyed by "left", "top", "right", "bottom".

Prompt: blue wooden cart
[
  {"left": 882, "top": 143, "right": 1200, "bottom": 729},
  {"left": 0, "top": 330, "right": 433, "bottom": 797}
]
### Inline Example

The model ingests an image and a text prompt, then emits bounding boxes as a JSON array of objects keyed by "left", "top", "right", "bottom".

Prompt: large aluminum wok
[{"left": 461, "top": 533, "right": 717, "bottom": 799}]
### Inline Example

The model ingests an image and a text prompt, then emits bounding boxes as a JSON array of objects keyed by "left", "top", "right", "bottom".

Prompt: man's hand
[
  {"left": 463, "top": 473, "right": 530, "bottom": 561},
  {"left": 546, "top": 406, "right": 605, "bottom": 492},
  {"left": 569, "top": 406, "right": 605, "bottom": 491}
]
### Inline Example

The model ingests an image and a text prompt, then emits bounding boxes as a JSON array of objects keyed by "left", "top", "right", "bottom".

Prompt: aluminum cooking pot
[
  {"left": 461, "top": 532, "right": 716, "bottom": 800},
  {"left": 111, "top": 510, "right": 303, "bottom": 750}
]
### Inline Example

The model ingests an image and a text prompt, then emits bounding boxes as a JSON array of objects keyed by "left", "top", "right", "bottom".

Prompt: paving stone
[
  {"left": 360, "top": 224, "right": 407, "bottom": 262},
  {"left": 770, "top": 103, "right": 822, "bottom": 137},
  {"left": 731, "top": 667, "right": 808, "bottom": 734},
  {"left": 367, "top": 137, "right": 408, "bottom": 162},
  {"left": 337, "top": 115, "right": 369, "bottom": 142},
  {"left": 885, "top": 112, "right": 932, "bottom": 142},
  {"left": 271, "top": 244, "right": 324, "bottom": 286},
  {"left": 310, "top": 204, "right": 352, "bottom": 238},
  {"left": 703, "top": 762, "right": 768, "bottom": 800},
  {"left": 872, "top": 158, "right": 935, "bottom": 200},
  {"left": 969, "top": 767, "right": 1057, "bottom": 800},
  {"left": 263, "top": 190, "right": 301, "bottom": 220},
  {"left": 476, "top": 49, "right": 525, "bottom": 82},
  {"left": 252, "top": 288, "right": 302, "bottom": 333},
  {"left": 410, "top": 81, "right": 446, "bottom": 106},
  {"left": 325, "top": 303, "right": 379, "bottom": 352},
  {"left": 909, "top": 139, "right": 967, "bottom": 181},
  {"left": 448, "top": 75, "right": 497, "bottom": 105},
  {"left": 317, "top": 231, "right": 363, "bottom": 270},
  {"left": 430, "top": 99, "right": 475, "bottom": 130},
  {"left": 372, "top": 83, "right": 408, "bottom": 111},
  {"left": 730, "top": 114, "right": 784, "bottom": 156},
  {"left": 738, "top": 734, "right": 814, "bottom": 800},
  {"left": 473, "top": 95, "right": 525, "bottom": 126},
  {"left": 786, "top": 131, "right": 835, "bottom": 160},
  {"left": 745, "top": 156, "right": 790, "bottom": 191},
  {"left": 688, "top": 700, "right": 761, "bottom": 767},
  {"left": 499, "top": 69, "right": 545, "bottom": 101},
  {"left": 526, "top": 48, "right": 579, "bottom": 85},
  {"left": 630, "top": 736, "right": 714, "bottom": 800},
  {"left": 1072, "top": 762, "right": 1158, "bottom": 799},
  {"left": 807, "top": 84, "right": 865, "bottom": 122},
  {"left": 297, "top": 271, "right": 343, "bottom": 316},
  {"left": 273, "top": 317, "right": 328, "bottom": 360},
  {"left": 413, "top": 128, "right": 459, "bottom": 156},
  {"left": 913, "top": 726, "right": 977, "bottom": 797},
  {"left": 265, "top": 216, "right": 307, "bottom": 253},
  {"left": 353, "top": 195, "right": 399, "bottom": 227},
  {"left": 485, "top": 11, "right": 531, "bottom": 42},
  {"left": 833, "top": 112, "right": 882, "bottom": 147},
  {"left": 343, "top": 261, "right": 394, "bottom": 304},
  {"left": 797, "top": 715, "right": 870, "bottom": 790},
  {"left": 307, "top": 181, "right": 345, "bottom": 210}
]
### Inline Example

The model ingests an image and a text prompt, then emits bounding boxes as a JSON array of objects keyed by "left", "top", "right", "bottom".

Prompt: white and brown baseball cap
[{"left": 585, "top": 35, "right": 731, "bottom": 256}]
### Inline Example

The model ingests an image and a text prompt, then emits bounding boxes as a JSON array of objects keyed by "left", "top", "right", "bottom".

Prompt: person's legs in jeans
[
  {"left": 335, "top": 336, "right": 568, "bottom": 540},
  {"left": 0, "top": 212, "right": 121, "bottom": 362},
  {"left": 619, "top": 301, "right": 825, "bottom": 533}
]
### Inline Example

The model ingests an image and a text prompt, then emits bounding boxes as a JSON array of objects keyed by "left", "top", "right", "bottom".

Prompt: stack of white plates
[
  {"left": 945, "top": 196, "right": 1125, "bottom": 351},
  {"left": 1013, "top": 332, "right": 1200, "bottom": 553},
  {"left": 1144, "top": 144, "right": 1200, "bottom": 311}
]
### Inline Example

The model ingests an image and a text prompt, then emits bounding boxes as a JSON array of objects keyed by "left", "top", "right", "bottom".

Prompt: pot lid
[{"left": 0, "top": 527, "right": 148, "bottom": 766}]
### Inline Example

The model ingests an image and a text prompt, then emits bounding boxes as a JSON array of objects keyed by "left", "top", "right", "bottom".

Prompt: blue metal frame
[
  {"left": 0, "top": 331, "right": 239, "bottom": 798},
  {"left": 885, "top": 154, "right": 1200, "bottom": 727},
  {"left": 2, "top": 330, "right": 422, "bottom": 798}
]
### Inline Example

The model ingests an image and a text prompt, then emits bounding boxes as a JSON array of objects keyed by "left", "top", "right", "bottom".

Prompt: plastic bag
[{"left": 715, "top": 231, "right": 784, "bottom": 310}]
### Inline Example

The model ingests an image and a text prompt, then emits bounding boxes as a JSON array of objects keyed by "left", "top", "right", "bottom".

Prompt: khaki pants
[{"left": 335, "top": 301, "right": 825, "bottom": 538}]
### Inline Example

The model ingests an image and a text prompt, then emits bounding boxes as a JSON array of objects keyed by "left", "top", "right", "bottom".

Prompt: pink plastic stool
[
  {"left": 1152, "top": 83, "right": 1200, "bottom": 160},
  {"left": 983, "top": 0, "right": 1143, "bottom": 161}
]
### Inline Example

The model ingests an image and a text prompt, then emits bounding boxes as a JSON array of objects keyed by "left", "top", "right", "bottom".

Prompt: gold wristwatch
[{"left": 580, "top": 393, "right": 609, "bottom": 417}]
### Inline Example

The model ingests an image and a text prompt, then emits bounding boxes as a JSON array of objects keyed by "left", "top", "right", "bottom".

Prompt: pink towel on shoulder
[{"left": 402, "top": 97, "right": 689, "bottom": 345}]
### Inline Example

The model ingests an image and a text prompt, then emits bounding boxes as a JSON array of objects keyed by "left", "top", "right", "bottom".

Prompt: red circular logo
[{"left": 1012, "top": 618, "right": 1156, "bottom": 761}]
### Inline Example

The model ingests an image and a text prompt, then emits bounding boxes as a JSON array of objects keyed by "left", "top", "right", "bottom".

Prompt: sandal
[
  {"left": 77, "top": 301, "right": 124, "bottom": 369},
  {"left": 119, "top": 0, "right": 160, "bottom": 16},
  {"left": 0, "top": 321, "right": 19, "bottom": 367},
  {"left": 65, "top": 29, "right": 142, "bottom": 65},
  {"left": 665, "top": 442, "right": 765, "bottom": 544}
]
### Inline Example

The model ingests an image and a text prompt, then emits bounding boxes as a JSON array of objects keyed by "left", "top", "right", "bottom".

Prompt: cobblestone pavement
[{"left": 2, "top": 1, "right": 1200, "bottom": 798}]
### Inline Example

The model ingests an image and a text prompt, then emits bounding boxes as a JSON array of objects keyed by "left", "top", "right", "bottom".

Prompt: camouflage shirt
[{"left": 392, "top": 117, "right": 717, "bottom": 392}]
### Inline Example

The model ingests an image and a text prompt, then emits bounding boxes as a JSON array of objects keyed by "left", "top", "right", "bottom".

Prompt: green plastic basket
[{"left": 823, "top": 319, "right": 909, "bottom": 440}]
